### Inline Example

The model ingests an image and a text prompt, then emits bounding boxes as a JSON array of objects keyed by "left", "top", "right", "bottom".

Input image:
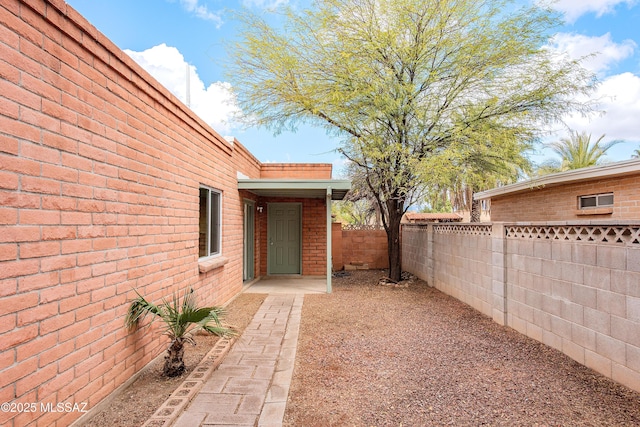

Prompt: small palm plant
[{"left": 125, "top": 288, "right": 234, "bottom": 377}]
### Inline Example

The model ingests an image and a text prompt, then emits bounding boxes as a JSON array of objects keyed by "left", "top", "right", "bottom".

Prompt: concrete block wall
[
  {"left": 432, "top": 227, "right": 493, "bottom": 319},
  {"left": 400, "top": 224, "right": 431, "bottom": 280},
  {"left": 402, "top": 222, "right": 640, "bottom": 393},
  {"left": 506, "top": 233, "right": 640, "bottom": 393}
]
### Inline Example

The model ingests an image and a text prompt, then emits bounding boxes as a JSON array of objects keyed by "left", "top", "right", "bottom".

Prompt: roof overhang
[
  {"left": 475, "top": 159, "right": 640, "bottom": 201},
  {"left": 238, "top": 179, "right": 351, "bottom": 200}
]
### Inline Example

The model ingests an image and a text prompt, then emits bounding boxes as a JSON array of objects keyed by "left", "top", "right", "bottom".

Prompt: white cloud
[
  {"left": 242, "top": 0, "right": 289, "bottom": 10},
  {"left": 125, "top": 44, "right": 242, "bottom": 135},
  {"left": 547, "top": 0, "right": 638, "bottom": 24},
  {"left": 564, "top": 72, "right": 640, "bottom": 142},
  {"left": 542, "top": 32, "right": 640, "bottom": 153},
  {"left": 178, "top": 0, "right": 224, "bottom": 27},
  {"left": 548, "top": 32, "right": 636, "bottom": 75}
]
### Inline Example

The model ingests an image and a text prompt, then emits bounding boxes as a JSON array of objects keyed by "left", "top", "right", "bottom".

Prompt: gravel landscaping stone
[{"left": 284, "top": 270, "right": 640, "bottom": 426}]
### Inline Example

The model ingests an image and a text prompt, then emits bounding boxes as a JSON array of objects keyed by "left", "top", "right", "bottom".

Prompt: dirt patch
[
  {"left": 284, "top": 270, "right": 640, "bottom": 426},
  {"left": 81, "top": 293, "right": 266, "bottom": 427}
]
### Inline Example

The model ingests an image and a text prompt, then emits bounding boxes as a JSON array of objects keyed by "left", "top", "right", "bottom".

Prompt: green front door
[{"left": 268, "top": 203, "right": 301, "bottom": 274}]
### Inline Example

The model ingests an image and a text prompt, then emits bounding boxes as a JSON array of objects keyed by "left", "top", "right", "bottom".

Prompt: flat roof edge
[
  {"left": 475, "top": 159, "right": 640, "bottom": 200},
  {"left": 238, "top": 179, "right": 351, "bottom": 190}
]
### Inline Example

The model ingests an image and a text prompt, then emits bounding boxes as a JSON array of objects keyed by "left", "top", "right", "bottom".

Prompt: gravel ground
[{"left": 284, "top": 270, "right": 640, "bottom": 427}]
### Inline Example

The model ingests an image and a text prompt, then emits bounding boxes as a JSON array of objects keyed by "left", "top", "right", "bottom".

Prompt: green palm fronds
[
  {"left": 546, "top": 131, "right": 621, "bottom": 171},
  {"left": 125, "top": 287, "right": 233, "bottom": 341},
  {"left": 125, "top": 287, "right": 234, "bottom": 376}
]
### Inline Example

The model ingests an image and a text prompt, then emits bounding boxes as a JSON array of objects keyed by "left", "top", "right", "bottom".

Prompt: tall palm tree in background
[
  {"left": 632, "top": 147, "right": 640, "bottom": 158},
  {"left": 545, "top": 131, "right": 621, "bottom": 172}
]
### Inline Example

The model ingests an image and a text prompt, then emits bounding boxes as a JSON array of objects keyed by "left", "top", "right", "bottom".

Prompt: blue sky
[{"left": 66, "top": 0, "right": 640, "bottom": 176}]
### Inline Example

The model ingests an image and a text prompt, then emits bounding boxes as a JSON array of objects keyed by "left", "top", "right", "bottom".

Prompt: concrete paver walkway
[{"left": 173, "top": 293, "right": 304, "bottom": 427}]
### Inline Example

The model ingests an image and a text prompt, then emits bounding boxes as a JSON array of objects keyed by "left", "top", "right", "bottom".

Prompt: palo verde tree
[
  {"left": 226, "top": 0, "right": 596, "bottom": 281},
  {"left": 423, "top": 120, "right": 533, "bottom": 221}
]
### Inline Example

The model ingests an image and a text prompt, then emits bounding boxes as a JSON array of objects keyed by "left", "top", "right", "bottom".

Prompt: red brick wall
[
  {"left": 339, "top": 229, "right": 389, "bottom": 269},
  {"left": 332, "top": 222, "right": 344, "bottom": 270},
  {"left": 0, "top": 2, "right": 263, "bottom": 426},
  {"left": 1, "top": 3, "right": 335, "bottom": 425},
  {"left": 260, "top": 163, "right": 333, "bottom": 179},
  {"left": 490, "top": 175, "right": 640, "bottom": 222},
  {"left": 302, "top": 199, "right": 327, "bottom": 275}
]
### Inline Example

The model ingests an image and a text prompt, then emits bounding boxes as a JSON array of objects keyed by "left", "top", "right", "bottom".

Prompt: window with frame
[
  {"left": 199, "top": 187, "right": 221, "bottom": 258},
  {"left": 579, "top": 193, "right": 614, "bottom": 209}
]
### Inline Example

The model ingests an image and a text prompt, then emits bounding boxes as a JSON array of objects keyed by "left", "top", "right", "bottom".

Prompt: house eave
[{"left": 237, "top": 179, "right": 351, "bottom": 200}]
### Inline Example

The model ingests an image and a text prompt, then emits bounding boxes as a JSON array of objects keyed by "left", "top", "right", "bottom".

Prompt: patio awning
[
  {"left": 238, "top": 177, "right": 351, "bottom": 294},
  {"left": 237, "top": 179, "right": 351, "bottom": 200}
]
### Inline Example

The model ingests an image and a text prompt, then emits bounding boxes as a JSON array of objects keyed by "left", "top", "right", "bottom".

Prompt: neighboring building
[
  {"left": 403, "top": 212, "right": 464, "bottom": 223},
  {"left": 456, "top": 206, "right": 492, "bottom": 223},
  {"left": 474, "top": 159, "right": 640, "bottom": 222},
  {"left": 0, "top": 2, "right": 348, "bottom": 426}
]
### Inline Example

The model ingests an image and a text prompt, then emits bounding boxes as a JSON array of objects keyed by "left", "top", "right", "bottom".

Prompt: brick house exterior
[
  {"left": 0, "top": 2, "right": 348, "bottom": 426},
  {"left": 475, "top": 159, "right": 640, "bottom": 222}
]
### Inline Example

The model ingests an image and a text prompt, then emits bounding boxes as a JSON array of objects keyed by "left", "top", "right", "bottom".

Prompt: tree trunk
[
  {"left": 470, "top": 197, "right": 481, "bottom": 222},
  {"left": 164, "top": 339, "right": 186, "bottom": 377},
  {"left": 385, "top": 199, "right": 404, "bottom": 282}
]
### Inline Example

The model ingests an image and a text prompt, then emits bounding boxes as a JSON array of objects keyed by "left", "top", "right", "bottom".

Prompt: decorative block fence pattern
[
  {"left": 506, "top": 224, "right": 640, "bottom": 245},
  {"left": 402, "top": 222, "right": 640, "bottom": 394}
]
